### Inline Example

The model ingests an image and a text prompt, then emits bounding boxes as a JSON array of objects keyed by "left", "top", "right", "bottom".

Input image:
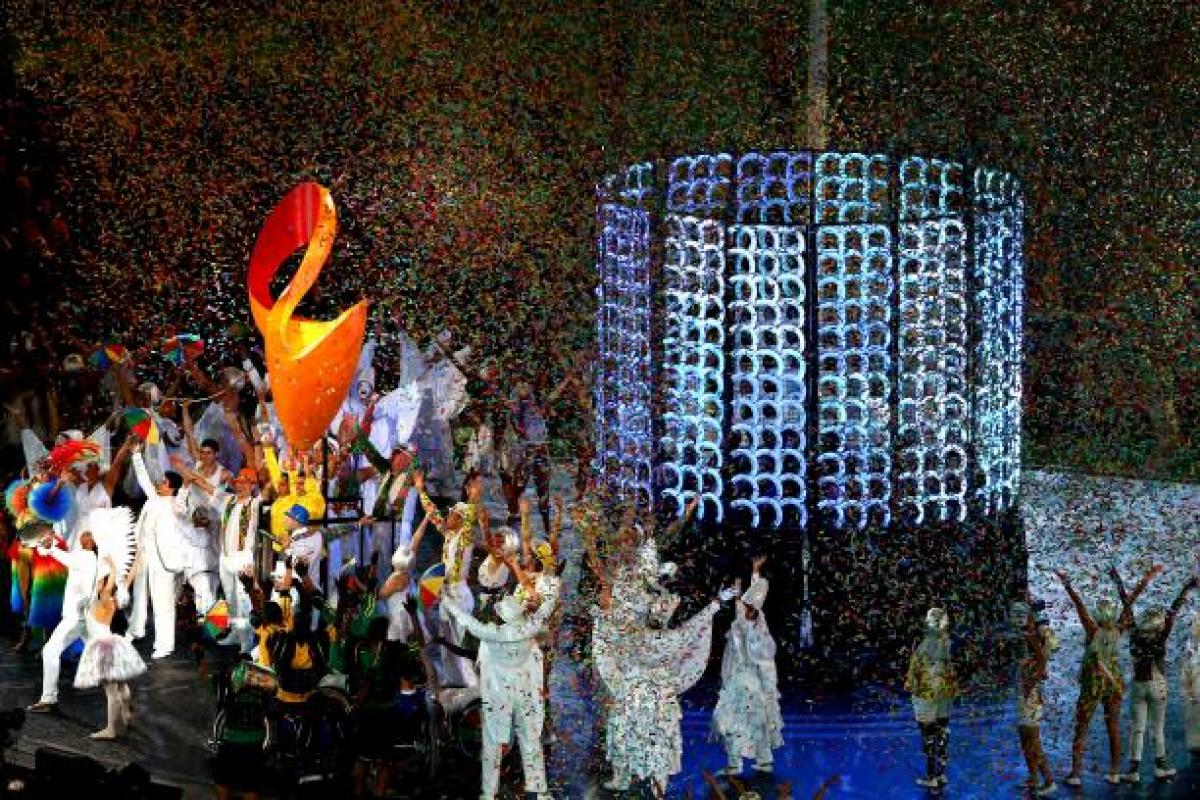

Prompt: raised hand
[{"left": 752, "top": 555, "right": 767, "bottom": 573}]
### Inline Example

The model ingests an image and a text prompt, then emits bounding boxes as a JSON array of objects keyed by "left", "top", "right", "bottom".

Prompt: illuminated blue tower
[{"left": 594, "top": 151, "right": 1024, "bottom": 682}]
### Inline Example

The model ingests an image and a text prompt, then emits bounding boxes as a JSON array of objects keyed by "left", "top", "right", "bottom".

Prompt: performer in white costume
[
  {"left": 592, "top": 532, "right": 728, "bottom": 795},
  {"left": 443, "top": 592, "right": 557, "bottom": 800},
  {"left": 74, "top": 553, "right": 144, "bottom": 740},
  {"left": 28, "top": 527, "right": 99, "bottom": 712},
  {"left": 713, "top": 556, "right": 784, "bottom": 776},
  {"left": 127, "top": 444, "right": 190, "bottom": 659}
]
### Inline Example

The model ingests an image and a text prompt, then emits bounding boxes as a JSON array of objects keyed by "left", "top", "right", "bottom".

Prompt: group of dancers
[
  {"left": 6, "top": 330, "right": 1200, "bottom": 799},
  {"left": 905, "top": 565, "right": 1199, "bottom": 795},
  {"left": 3, "top": 331, "right": 787, "bottom": 799}
]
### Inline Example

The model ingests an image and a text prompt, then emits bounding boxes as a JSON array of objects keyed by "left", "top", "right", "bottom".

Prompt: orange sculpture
[{"left": 248, "top": 182, "right": 367, "bottom": 453}]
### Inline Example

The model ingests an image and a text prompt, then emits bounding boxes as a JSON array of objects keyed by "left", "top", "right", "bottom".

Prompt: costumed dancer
[
  {"left": 168, "top": 454, "right": 240, "bottom": 618},
  {"left": 418, "top": 330, "right": 469, "bottom": 500},
  {"left": 593, "top": 532, "right": 727, "bottom": 795},
  {"left": 1121, "top": 574, "right": 1196, "bottom": 783},
  {"left": 28, "top": 524, "right": 100, "bottom": 713},
  {"left": 4, "top": 478, "right": 35, "bottom": 650},
  {"left": 905, "top": 607, "right": 956, "bottom": 789},
  {"left": 1055, "top": 564, "right": 1158, "bottom": 786},
  {"left": 74, "top": 553, "right": 145, "bottom": 739},
  {"left": 378, "top": 515, "right": 431, "bottom": 660},
  {"left": 1184, "top": 612, "right": 1200, "bottom": 757},
  {"left": 1013, "top": 599, "right": 1058, "bottom": 796},
  {"left": 442, "top": 591, "right": 558, "bottom": 800},
  {"left": 24, "top": 474, "right": 77, "bottom": 648},
  {"left": 127, "top": 442, "right": 190, "bottom": 659},
  {"left": 415, "top": 469, "right": 488, "bottom": 688},
  {"left": 713, "top": 556, "right": 783, "bottom": 778},
  {"left": 351, "top": 421, "right": 421, "bottom": 584}
]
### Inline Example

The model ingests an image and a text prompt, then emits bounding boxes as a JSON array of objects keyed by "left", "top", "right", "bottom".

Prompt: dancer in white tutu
[{"left": 74, "top": 555, "right": 145, "bottom": 740}]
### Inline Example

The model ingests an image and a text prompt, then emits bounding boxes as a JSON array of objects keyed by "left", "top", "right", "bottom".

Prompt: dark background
[{"left": 2, "top": 0, "right": 1196, "bottom": 480}]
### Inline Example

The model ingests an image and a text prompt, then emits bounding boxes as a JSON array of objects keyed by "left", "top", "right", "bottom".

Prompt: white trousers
[
  {"left": 40, "top": 614, "right": 86, "bottom": 703},
  {"left": 219, "top": 558, "right": 251, "bottom": 619},
  {"left": 365, "top": 489, "right": 420, "bottom": 584},
  {"left": 1129, "top": 675, "right": 1168, "bottom": 762},
  {"left": 187, "top": 569, "right": 219, "bottom": 617},
  {"left": 438, "top": 584, "right": 477, "bottom": 688},
  {"left": 482, "top": 689, "right": 547, "bottom": 798},
  {"left": 129, "top": 563, "right": 179, "bottom": 657}
]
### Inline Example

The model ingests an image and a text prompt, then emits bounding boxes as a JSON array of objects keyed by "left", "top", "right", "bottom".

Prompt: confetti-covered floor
[{"left": 0, "top": 470, "right": 1196, "bottom": 799}]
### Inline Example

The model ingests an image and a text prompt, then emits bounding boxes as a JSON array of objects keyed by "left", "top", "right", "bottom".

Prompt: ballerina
[{"left": 74, "top": 554, "right": 144, "bottom": 739}]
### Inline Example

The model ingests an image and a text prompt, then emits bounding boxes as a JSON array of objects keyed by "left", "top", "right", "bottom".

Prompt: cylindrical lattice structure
[{"left": 594, "top": 151, "right": 1024, "bottom": 534}]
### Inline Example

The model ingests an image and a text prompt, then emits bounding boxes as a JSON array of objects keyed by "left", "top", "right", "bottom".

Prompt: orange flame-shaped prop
[{"left": 248, "top": 183, "right": 367, "bottom": 452}]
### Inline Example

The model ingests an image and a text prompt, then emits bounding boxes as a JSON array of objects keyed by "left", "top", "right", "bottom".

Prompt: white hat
[
  {"left": 493, "top": 527, "right": 519, "bottom": 557},
  {"left": 391, "top": 546, "right": 414, "bottom": 571},
  {"left": 925, "top": 607, "right": 950, "bottom": 632},
  {"left": 138, "top": 382, "right": 162, "bottom": 406}
]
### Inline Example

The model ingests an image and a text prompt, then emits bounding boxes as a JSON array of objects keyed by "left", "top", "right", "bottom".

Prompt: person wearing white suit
[
  {"left": 28, "top": 530, "right": 99, "bottom": 711},
  {"left": 442, "top": 592, "right": 557, "bottom": 800},
  {"left": 127, "top": 447, "right": 190, "bottom": 659}
]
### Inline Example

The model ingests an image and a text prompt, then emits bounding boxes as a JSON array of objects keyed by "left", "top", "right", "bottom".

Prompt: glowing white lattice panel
[
  {"left": 667, "top": 154, "right": 733, "bottom": 215},
  {"left": 599, "top": 161, "right": 655, "bottom": 208},
  {"left": 728, "top": 225, "right": 807, "bottom": 530},
  {"left": 735, "top": 151, "right": 813, "bottom": 225},
  {"left": 816, "top": 225, "right": 893, "bottom": 529},
  {"left": 815, "top": 152, "right": 890, "bottom": 224},
  {"left": 661, "top": 216, "right": 726, "bottom": 522},
  {"left": 899, "top": 157, "right": 964, "bottom": 221},
  {"left": 973, "top": 168, "right": 1023, "bottom": 512},
  {"left": 595, "top": 202, "right": 653, "bottom": 505},
  {"left": 898, "top": 219, "right": 968, "bottom": 524}
]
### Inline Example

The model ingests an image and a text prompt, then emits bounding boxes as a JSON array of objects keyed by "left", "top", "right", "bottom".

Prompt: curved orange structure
[{"left": 248, "top": 182, "right": 367, "bottom": 453}]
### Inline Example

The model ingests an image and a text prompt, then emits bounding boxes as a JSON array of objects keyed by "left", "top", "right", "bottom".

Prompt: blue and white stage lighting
[{"left": 594, "top": 151, "right": 1024, "bottom": 531}]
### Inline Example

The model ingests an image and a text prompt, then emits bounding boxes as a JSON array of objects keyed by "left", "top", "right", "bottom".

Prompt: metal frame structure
[{"left": 594, "top": 149, "right": 1024, "bottom": 537}]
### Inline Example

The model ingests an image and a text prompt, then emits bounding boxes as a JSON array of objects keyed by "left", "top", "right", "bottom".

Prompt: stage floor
[{"left": 0, "top": 470, "right": 1196, "bottom": 799}]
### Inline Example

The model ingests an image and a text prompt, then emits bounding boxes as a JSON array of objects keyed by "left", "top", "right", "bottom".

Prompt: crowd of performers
[
  {"left": 907, "top": 568, "right": 1199, "bottom": 795},
  {"left": 1, "top": 333, "right": 785, "bottom": 800},
  {"left": 3, "top": 330, "right": 1200, "bottom": 800}
]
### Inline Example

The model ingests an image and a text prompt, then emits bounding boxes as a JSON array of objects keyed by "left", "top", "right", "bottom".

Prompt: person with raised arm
[
  {"left": 1055, "top": 563, "right": 1160, "bottom": 786},
  {"left": 442, "top": 590, "right": 558, "bottom": 800},
  {"left": 1121, "top": 573, "right": 1196, "bottom": 783},
  {"left": 126, "top": 438, "right": 190, "bottom": 659},
  {"left": 73, "top": 555, "right": 144, "bottom": 739},
  {"left": 714, "top": 555, "right": 783, "bottom": 779}
]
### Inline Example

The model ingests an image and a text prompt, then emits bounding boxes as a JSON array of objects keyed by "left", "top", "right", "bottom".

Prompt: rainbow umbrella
[
  {"left": 163, "top": 334, "right": 204, "bottom": 366},
  {"left": 418, "top": 562, "right": 446, "bottom": 610},
  {"left": 122, "top": 407, "right": 160, "bottom": 445},
  {"left": 87, "top": 344, "right": 129, "bottom": 370},
  {"left": 202, "top": 599, "right": 231, "bottom": 640}
]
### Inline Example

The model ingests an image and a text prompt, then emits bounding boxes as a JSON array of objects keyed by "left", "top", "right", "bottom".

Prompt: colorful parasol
[
  {"left": 418, "top": 562, "right": 446, "bottom": 609},
  {"left": 87, "top": 344, "right": 129, "bottom": 370},
  {"left": 163, "top": 334, "right": 204, "bottom": 366},
  {"left": 122, "top": 407, "right": 160, "bottom": 445},
  {"left": 202, "top": 599, "right": 231, "bottom": 639}
]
